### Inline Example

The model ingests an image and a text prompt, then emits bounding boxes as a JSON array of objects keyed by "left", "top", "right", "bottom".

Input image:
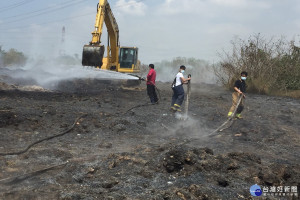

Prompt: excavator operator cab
[{"left": 118, "top": 47, "right": 139, "bottom": 73}]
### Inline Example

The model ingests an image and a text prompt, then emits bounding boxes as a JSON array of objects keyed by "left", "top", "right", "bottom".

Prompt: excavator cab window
[{"left": 119, "top": 48, "right": 136, "bottom": 68}]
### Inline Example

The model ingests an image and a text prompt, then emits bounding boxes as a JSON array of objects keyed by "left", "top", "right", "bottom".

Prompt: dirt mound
[
  {"left": 0, "top": 82, "right": 47, "bottom": 92},
  {"left": 0, "top": 110, "right": 19, "bottom": 127},
  {"left": 0, "top": 82, "right": 17, "bottom": 90}
]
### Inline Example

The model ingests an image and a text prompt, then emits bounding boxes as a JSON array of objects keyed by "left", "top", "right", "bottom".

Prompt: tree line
[{"left": 0, "top": 46, "right": 81, "bottom": 67}]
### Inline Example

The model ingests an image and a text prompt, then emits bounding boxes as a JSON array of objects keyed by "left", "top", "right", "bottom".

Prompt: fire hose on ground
[
  {"left": 0, "top": 114, "right": 87, "bottom": 156},
  {"left": 208, "top": 94, "right": 243, "bottom": 136}
]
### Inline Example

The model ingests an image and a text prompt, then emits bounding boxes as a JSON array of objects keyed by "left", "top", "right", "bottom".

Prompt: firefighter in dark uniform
[{"left": 228, "top": 71, "right": 248, "bottom": 118}]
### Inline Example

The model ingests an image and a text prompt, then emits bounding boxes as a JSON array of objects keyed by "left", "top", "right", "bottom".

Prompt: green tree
[{"left": 1, "top": 48, "right": 27, "bottom": 67}]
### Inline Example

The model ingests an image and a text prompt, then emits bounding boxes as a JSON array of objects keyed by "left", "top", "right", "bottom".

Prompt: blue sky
[{"left": 0, "top": 0, "right": 299, "bottom": 64}]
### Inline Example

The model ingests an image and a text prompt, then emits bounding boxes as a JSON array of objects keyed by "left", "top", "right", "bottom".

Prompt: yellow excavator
[{"left": 82, "top": 0, "right": 140, "bottom": 73}]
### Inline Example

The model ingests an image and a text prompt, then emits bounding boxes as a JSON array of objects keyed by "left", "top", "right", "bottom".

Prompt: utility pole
[{"left": 59, "top": 26, "right": 66, "bottom": 55}]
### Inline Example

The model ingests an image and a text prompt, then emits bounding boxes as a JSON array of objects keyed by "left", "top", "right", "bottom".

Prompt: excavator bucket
[{"left": 82, "top": 45, "right": 105, "bottom": 67}]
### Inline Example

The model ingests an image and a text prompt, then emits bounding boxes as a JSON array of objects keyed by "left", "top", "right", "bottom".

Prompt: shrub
[
  {"left": 0, "top": 47, "right": 27, "bottom": 67},
  {"left": 214, "top": 34, "right": 300, "bottom": 94}
]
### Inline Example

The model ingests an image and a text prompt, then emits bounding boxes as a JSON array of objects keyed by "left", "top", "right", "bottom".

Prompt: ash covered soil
[{"left": 0, "top": 80, "right": 299, "bottom": 200}]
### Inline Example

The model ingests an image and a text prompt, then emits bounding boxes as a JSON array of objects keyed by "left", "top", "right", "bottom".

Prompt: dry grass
[{"left": 270, "top": 90, "right": 300, "bottom": 99}]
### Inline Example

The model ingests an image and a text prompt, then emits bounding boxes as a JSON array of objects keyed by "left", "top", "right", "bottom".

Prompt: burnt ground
[{"left": 0, "top": 80, "right": 299, "bottom": 200}]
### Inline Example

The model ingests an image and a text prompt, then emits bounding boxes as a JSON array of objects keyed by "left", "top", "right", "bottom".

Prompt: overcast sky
[{"left": 0, "top": 0, "right": 299, "bottom": 64}]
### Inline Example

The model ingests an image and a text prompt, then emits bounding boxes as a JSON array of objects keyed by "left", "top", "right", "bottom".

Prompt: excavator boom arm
[
  {"left": 82, "top": 0, "right": 140, "bottom": 73},
  {"left": 90, "top": 0, "right": 105, "bottom": 44},
  {"left": 103, "top": 2, "right": 119, "bottom": 65},
  {"left": 82, "top": 0, "right": 119, "bottom": 67}
]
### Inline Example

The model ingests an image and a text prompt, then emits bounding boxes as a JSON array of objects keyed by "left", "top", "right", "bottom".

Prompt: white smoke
[
  {"left": 1, "top": 57, "right": 138, "bottom": 90},
  {"left": 153, "top": 59, "right": 217, "bottom": 84}
]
